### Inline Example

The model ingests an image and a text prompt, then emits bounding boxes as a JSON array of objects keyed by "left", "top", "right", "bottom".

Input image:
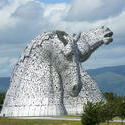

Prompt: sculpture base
[{"left": 1, "top": 105, "right": 67, "bottom": 117}]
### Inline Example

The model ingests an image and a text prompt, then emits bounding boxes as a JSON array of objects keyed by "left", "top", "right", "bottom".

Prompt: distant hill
[
  {"left": 87, "top": 65, "right": 125, "bottom": 96},
  {"left": 87, "top": 65, "right": 125, "bottom": 76},
  {"left": 0, "top": 77, "right": 10, "bottom": 93},
  {"left": 0, "top": 65, "right": 125, "bottom": 95}
]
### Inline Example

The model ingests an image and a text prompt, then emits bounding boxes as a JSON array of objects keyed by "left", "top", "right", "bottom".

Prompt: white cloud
[
  {"left": 0, "top": 0, "right": 33, "bottom": 30},
  {"left": 0, "top": 0, "right": 8, "bottom": 8},
  {"left": 0, "top": 57, "right": 17, "bottom": 68},
  {"left": 13, "top": 1, "right": 44, "bottom": 20},
  {"left": 83, "top": 45, "right": 125, "bottom": 69},
  {"left": 66, "top": 0, "right": 125, "bottom": 21},
  {"left": 66, "top": 0, "right": 103, "bottom": 21},
  {"left": 0, "top": 68, "right": 9, "bottom": 76},
  {"left": 9, "top": 58, "right": 18, "bottom": 67},
  {"left": 43, "top": 3, "right": 69, "bottom": 20},
  {"left": 0, "top": 44, "right": 24, "bottom": 57},
  {"left": 83, "top": 56, "right": 125, "bottom": 70},
  {"left": 0, "top": 57, "right": 9, "bottom": 65},
  {"left": 0, "top": 57, "right": 18, "bottom": 76},
  {"left": 91, "top": 11, "right": 125, "bottom": 36}
]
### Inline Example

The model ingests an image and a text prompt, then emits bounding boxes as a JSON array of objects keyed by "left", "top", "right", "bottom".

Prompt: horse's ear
[
  {"left": 73, "top": 33, "right": 81, "bottom": 43},
  {"left": 61, "top": 37, "right": 73, "bottom": 59},
  {"left": 55, "top": 30, "right": 68, "bottom": 46}
]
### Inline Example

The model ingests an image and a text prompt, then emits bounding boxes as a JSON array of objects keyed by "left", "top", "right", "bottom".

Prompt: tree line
[
  {"left": 81, "top": 92, "right": 125, "bottom": 125},
  {"left": 0, "top": 93, "right": 5, "bottom": 111}
]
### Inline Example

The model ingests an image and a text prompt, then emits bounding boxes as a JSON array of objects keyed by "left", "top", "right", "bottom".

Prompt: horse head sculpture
[{"left": 1, "top": 26, "right": 113, "bottom": 117}]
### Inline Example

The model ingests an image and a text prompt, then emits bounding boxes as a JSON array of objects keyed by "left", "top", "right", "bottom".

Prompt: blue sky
[{"left": 0, "top": 0, "right": 125, "bottom": 77}]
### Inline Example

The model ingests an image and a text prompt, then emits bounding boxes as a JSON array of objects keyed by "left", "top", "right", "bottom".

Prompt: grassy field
[
  {"left": 0, "top": 117, "right": 81, "bottom": 125},
  {"left": 57, "top": 115, "right": 82, "bottom": 117},
  {"left": 0, "top": 117, "right": 124, "bottom": 125},
  {"left": 101, "top": 123, "right": 125, "bottom": 125}
]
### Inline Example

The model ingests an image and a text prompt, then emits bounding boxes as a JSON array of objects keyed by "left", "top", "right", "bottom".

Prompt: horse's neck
[{"left": 88, "top": 40, "right": 103, "bottom": 52}]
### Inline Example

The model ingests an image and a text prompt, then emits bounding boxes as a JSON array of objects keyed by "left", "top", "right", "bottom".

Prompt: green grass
[
  {"left": 0, "top": 117, "right": 124, "bottom": 125},
  {"left": 113, "top": 116, "right": 120, "bottom": 119},
  {"left": 57, "top": 115, "right": 82, "bottom": 117},
  {"left": 101, "top": 123, "right": 125, "bottom": 125},
  {"left": 0, "top": 117, "right": 81, "bottom": 125}
]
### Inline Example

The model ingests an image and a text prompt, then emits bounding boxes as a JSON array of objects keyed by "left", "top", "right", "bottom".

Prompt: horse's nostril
[
  {"left": 109, "top": 32, "right": 113, "bottom": 36},
  {"left": 111, "top": 32, "right": 113, "bottom": 36},
  {"left": 104, "top": 32, "right": 113, "bottom": 37}
]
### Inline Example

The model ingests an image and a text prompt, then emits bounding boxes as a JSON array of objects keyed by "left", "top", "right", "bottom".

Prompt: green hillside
[
  {"left": 87, "top": 65, "right": 125, "bottom": 76},
  {"left": 92, "top": 72, "right": 125, "bottom": 95},
  {"left": 87, "top": 65, "right": 125, "bottom": 96}
]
